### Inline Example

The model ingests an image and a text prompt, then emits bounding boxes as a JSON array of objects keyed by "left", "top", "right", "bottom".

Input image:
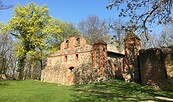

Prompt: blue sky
[
  {"left": 0, "top": 0, "right": 163, "bottom": 34},
  {"left": 0, "top": 0, "right": 118, "bottom": 24}
]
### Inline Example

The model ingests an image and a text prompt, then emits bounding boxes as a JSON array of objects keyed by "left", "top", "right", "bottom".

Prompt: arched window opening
[
  {"left": 103, "top": 48, "right": 106, "bottom": 52},
  {"left": 66, "top": 40, "right": 69, "bottom": 48},
  {"left": 64, "top": 55, "right": 67, "bottom": 62},
  {"left": 69, "top": 67, "right": 74, "bottom": 72},
  {"left": 76, "top": 38, "right": 80, "bottom": 46},
  {"left": 75, "top": 54, "right": 79, "bottom": 61}
]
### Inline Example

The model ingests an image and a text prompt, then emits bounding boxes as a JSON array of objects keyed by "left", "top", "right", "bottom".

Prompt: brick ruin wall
[
  {"left": 41, "top": 52, "right": 92, "bottom": 85},
  {"left": 92, "top": 42, "right": 108, "bottom": 80},
  {"left": 41, "top": 35, "right": 125, "bottom": 85},
  {"left": 123, "top": 37, "right": 141, "bottom": 83},
  {"left": 107, "top": 52, "right": 124, "bottom": 79},
  {"left": 41, "top": 34, "right": 173, "bottom": 89},
  {"left": 91, "top": 42, "right": 125, "bottom": 81},
  {"left": 139, "top": 47, "right": 173, "bottom": 89},
  {"left": 123, "top": 33, "right": 173, "bottom": 89},
  {"left": 41, "top": 36, "right": 94, "bottom": 85}
]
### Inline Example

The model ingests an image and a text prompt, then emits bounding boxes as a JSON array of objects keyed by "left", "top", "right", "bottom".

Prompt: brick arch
[
  {"left": 75, "top": 37, "right": 81, "bottom": 46},
  {"left": 69, "top": 66, "right": 74, "bottom": 72},
  {"left": 67, "top": 66, "right": 75, "bottom": 85},
  {"left": 74, "top": 35, "right": 82, "bottom": 38},
  {"left": 65, "top": 39, "right": 70, "bottom": 48}
]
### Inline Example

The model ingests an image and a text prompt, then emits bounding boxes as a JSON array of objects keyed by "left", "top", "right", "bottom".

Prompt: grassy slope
[
  {"left": 0, "top": 79, "right": 173, "bottom": 102},
  {"left": 0, "top": 80, "right": 73, "bottom": 102}
]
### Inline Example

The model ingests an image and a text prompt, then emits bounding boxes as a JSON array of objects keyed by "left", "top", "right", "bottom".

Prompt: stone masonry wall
[
  {"left": 123, "top": 33, "right": 141, "bottom": 83},
  {"left": 41, "top": 52, "right": 92, "bottom": 85},
  {"left": 107, "top": 52, "right": 124, "bottom": 79},
  {"left": 41, "top": 36, "right": 95, "bottom": 85},
  {"left": 139, "top": 47, "right": 173, "bottom": 89},
  {"left": 41, "top": 36, "right": 125, "bottom": 85},
  {"left": 92, "top": 42, "right": 108, "bottom": 81}
]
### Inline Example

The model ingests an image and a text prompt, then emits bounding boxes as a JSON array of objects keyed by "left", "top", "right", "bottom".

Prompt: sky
[
  {"left": 0, "top": 0, "right": 118, "bottom": 24},
  {"left": 0, "top": 0, "right": 163, "bottom": 34}
]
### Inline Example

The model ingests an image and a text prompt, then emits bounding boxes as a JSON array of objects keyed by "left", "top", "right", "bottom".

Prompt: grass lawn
[{"left": 0, "top": 79, "right": 173, "bottom": 102}]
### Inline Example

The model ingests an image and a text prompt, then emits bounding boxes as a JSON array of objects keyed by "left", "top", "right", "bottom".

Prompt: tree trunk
[
  {"left": 18, "top": 58, "right": 25, "bottom": 80},
  {"left": 39, "top": 60, "right": 43, "bottom": 80}
]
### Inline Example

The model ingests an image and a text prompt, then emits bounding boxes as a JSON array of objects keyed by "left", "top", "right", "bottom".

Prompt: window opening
[
  {"left": 66, "top": 40, "right": 69, "bottom": 48},
  {"left": 64, "top": 55, "right": 67, "bottom": 62},
  {"left": 75, "top": 54, "right": 79, "bottom": 61},
  {"left": 76, "top": 38, "right": 80, "bottom": 46},
  {"left": 69, "top": 67, "right": 74, "bottom": 72}
]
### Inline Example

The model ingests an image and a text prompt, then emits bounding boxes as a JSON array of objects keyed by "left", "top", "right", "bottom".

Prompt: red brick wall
[
  {"left": 92, "top": 42, "right": 108, "bottom": 80},
  {"left": 123, "top": 38, "right": 141, "bottom": 82}
]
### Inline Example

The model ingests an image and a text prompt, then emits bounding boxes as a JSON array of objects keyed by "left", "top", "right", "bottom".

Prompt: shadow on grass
[
  {"left": 0, "top": 80, "right": 10, "bottom": 86},
  {"left": 71, "top": 79, "right": 173, "bottom": 102}
]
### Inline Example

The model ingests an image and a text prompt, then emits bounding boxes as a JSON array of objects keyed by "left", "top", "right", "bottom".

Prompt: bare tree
[
  {"left": 140, "top": 32, "right": 159, "bottom": 49},
  {"left": 107, "top": 0, "right": 173, "bottom": 40},
  {"left": 109, "top": 19, "right": 127, "bottom": 52},
  {"left": 0, "top": 23, "right": 17, "bottom": 79},
  {"left": 78, "top": 15, "right": 110, "bottom": 43},
  {"left": 0, "top": 0, "right": 12, "bottom": 10},
  {"left": 157, "top": 21, "right": 173, "bottom": 47}
]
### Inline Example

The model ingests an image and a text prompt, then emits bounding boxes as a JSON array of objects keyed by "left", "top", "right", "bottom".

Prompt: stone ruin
[
  {"left": 41, "top": 35, "right": 124, "bottom": 85},
  {"left": 123, "top": 31, "right": 141, "bottom": 83},
  {"left": 41, "top": 33, "right": 173, "bottom": 89},
  {"left": 139, "top": 47, "right": 173, "bottom": 89},
  {"left": 123, "top": 31, "right": 173, "bottom": 89}
]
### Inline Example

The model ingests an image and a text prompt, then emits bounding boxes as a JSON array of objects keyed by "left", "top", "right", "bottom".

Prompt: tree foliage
[
  {"left": 5, "top": 3, "right": 61, "bottom": 79},
  {"left": 48, "top": 19, "right": 80, "bottom": 50},
  {"left": 107, "top": 0, "right": 173, "bottom": 39}
]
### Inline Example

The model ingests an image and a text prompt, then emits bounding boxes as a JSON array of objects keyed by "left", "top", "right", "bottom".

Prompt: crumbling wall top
[{"left": 124, "top": 31, "right": 140, "bottom": 41}]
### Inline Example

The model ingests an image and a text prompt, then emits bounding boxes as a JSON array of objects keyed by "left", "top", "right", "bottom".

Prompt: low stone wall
[{"left": 139, "top": 47, "right": 173, "bottom": 89}]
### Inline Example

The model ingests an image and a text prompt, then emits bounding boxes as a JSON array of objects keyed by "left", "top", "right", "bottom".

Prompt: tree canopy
[
  {"left": 48, "top": 19, "right": 80, "bottom": 50},
  {"left": 5, "top": 3, "right": 61, "bottom": 79},
  {"left": 158, "top": 21, "right": 173, "bottom": 47},
  {"left": 107, "top": 0, "right": 173, "bottom": 39},
  {"left": 78, "top": 15, "right": 110, "bottom": 44}
]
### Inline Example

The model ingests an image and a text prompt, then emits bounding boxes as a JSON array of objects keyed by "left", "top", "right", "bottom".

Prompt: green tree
[
  {"left": 47, "top": 19, "right": 80, "bottom": 50},
  {"left": 5, "top": 3, "right": 61, "bottom": 79}
]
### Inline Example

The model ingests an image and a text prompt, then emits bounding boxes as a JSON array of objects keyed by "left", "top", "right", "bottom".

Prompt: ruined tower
[
  {"left": 123, "top": 31, "right": 141, "bottom": 83},
  {"left": 92, "top": 41, "right": 108, "bottom": 80}
]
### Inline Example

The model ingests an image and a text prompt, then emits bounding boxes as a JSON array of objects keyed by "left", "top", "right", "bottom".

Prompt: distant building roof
[{"left": 107, "top": 44, "right": 124, "bottom": 55}]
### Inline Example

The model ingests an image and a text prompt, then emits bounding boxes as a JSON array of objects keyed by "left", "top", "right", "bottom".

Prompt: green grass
[
  {"left": 0, "top": 79, "right": 173, "bottom": 102},
  {"left": 0, "top": 80, "right": 73, "bottom": 102}
]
